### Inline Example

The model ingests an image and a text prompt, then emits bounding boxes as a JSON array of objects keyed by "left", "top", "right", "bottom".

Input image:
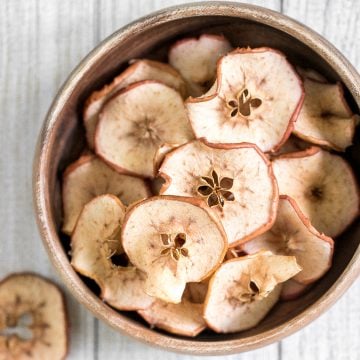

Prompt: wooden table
[{"left": 1, "top": 1, "right": 359, "bottom": 359}]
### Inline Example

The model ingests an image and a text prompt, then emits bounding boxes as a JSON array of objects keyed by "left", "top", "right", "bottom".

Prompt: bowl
[{"left": 33, "top": 2, "right": 360, "bottom": 355}]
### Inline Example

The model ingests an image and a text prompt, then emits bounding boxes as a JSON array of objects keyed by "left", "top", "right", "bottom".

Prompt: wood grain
[
  {"left": 0, "top": 1, "right": 98, "bottom": 359},
  {"left": 0, "top": 0, "right": 359, "bottom": 359}
]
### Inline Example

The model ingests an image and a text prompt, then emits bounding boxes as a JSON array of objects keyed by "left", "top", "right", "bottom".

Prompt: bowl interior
[{"left": 47, "top": 14, "right": 360, "bottom": 342}]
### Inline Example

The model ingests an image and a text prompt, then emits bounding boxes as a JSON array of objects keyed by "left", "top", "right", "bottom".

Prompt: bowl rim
[{"left": 33, "top": 1, "right": 360, "bottom": 355}]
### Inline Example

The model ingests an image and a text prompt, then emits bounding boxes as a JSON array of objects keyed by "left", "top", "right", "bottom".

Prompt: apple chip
[
  {"left": 95, "top": 81, "right": 194, "bottom": 178},
  {"left": 0, "top": 273, "right": 67, "bottom": 360},
  {"left": 204, "top": 251, "right": 301, "bottom": 333},
  {"left": 272, "top": 147, "right": 359, "bottom": 237},
  {"left": 122, "top": 196, "right": 227, "bottom": 304},
  {"left": 280, "top": 279, "right": 309, "bottom": 301},
  {"left": 186, "top": 48, "right": 304, "bottom": 151},
  {"left": 62, "top": 155, "right": 150, "bottom": 235},
  {"left": 84, "top": 59, "right": 186, "bottom": 148},
  {"left": 169, "top": 34, "right": 232, "bottom": 96},
  {"left": 159, "top": 140, "right": 278, "bottom": 245},
  {"left": 71, "top": 194, "right": 153, "bottom": 310},
  {"left": 138, "top": 299, "right": 206, "bottom": 337},
  {"left": 241, "top": 196, "right": 334, "bottom": 284},
  {"left": 293, "top": 79, "right": 356, "bottom": 150}
]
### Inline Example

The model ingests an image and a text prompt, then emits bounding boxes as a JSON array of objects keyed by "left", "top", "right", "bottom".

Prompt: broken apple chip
[
  {"left": 241, "top": 196, "right": 334, "bottom": 284},
  {"left": 186, "top": 47, "right": 304, "bottom": 151},
  {"left": 95, "top": 81, "right": 194, "bottom": 178},
  {"left": 84, "top": 59, "right": 186, "bottom": 148},
  {"left": 0, "top": 273, "right": 67, "bottom": 360},
  {"left": 280, "top": 279, "right": 309, "bottom": 301},
  {"left": 293, "top": 79, "right": 356, "bottom": 151},
  {"left": 71, "top": 194, "right": 153, "bottom": 310},
  {"left": 62, "top": 155, "right": 150, "bottom": 235},
  {"left": 159, "top": 140, "right": 278, "bottom": 245},
  {"left": 138, "top": 299, "right": 206, "bottom": 337},
  {"left": 169, "top": 34, "right": 232, "bottom": 96},
  {"left": 204, "top": 251, "right": 301, "bottom": 333},
  {"left": 272, "top": 147, "right": 359, "bottom": 237},
  {"left": 122, "top": 196, "right": 227, "bottom": 304}
]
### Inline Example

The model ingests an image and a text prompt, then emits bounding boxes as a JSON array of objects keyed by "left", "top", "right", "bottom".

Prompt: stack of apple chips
[{"left": 61, "top": 35, "right": 358, "bottom": 335}]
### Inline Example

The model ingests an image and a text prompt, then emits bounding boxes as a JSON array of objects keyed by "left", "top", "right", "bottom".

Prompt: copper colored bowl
[{"left": 33, "top": 2, "right": 360, "bottom": 355}]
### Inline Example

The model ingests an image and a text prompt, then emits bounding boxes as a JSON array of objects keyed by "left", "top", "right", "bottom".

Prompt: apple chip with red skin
[
  {"left": 62, "top": 155, "right": 150, "bottom": 235},
  {"left": 71, "top": 194, "right": 153, "bottom": 310},
  {"left": 0, "top": 273, "right": 67, "bottom": 360},
  {"left": 241, "top": 196, "right": 334, "bottom": 284},
  {"left": 169, "top": 34, "right": 232, "bottom": 96},
  {"left": 204, "top": 251, "right": 301, "bottom": 333},
  {"left": 138, "top": 299, "right": 206, "bottom": 337},
  {"left": 138, "top": 275, "right": 208, "bottom": 337},
  {"left": 272, "top": 147, "right": 359, "bottom": 237},
  {"left": 186, "top": 47, "right": 304, "bottom": 152},
  {"left": 122, "top": 196, "right": 227, "bottom": 304},
  {"left": 293, "top": 79, "right": 356, "bottom": 151},
  {"left": 95, "top": 81, "right": 194, "bottom": 178},
  {"left": 83, "top": 59, "right": 186, "bottom": 148},
  {"left": 159, "top": 140, "right": 278, "bottom": 246}
]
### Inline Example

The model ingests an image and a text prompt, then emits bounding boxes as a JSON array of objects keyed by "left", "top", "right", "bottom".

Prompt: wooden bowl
[{"left": 33, "top": 2, "right": 360, "bottom": 355}]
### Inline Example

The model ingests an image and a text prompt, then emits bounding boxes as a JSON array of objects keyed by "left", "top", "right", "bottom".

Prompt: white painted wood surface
[{"left": 0, "top": 0, "right": 359, "bottom": 359}]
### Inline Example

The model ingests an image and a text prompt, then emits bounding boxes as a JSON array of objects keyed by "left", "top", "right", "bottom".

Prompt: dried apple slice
[
  {"left": 138, "top": 299, "right": 206, "bottom": 337},
  {"left": 95, "top": 81, "right": 194, "bottom": 178},
  {"left": 62, "top": 155, "right": 150, "bottom": 235},
  {"left": 122, "top": 196, "right": 227, "bottom": 304},
  {"left": 0, "top": 273, "right": 67, "bottom": 359},
  {"left": 71, "top": 194, "right": 153, "bottom": 310},
  {"left": 204, "top": 251, "right": 301, "bottom": 333},
  {"left": 84, "top": 59, "right": 186, "bottom": 148},
  {"left": 241, "top": 196, "right": 334, "bottom": 284},
  {"left": 272, "top": 147, "right": 359, "bottom": 237},
  {"left": 293, "top": 79, "right": 356, "bottom": 151},
  {"left": 139, "top": 271, "right": 208, "bottom": 337},
  {"left": 169, "top": 34, "right": 232, "bottom": 96},
  {"left": 186, "top": 47, "right": 304, "bottom": 151},
  {"left": 280, "top": 279, "right": 309, "bottom": 301},
  {"left": 159, "top": 140, "right": 278, "bottom": 245}
]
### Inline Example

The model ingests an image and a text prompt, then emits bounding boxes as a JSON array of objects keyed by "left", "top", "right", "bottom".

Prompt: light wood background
[{"left": 0, "top": 0, "right": 359, "bottom": 359}]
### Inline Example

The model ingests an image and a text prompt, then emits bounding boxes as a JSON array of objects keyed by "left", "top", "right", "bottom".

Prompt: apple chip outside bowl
[{"left": 33, "top": 2, "right": 360, "bottom": 355}]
